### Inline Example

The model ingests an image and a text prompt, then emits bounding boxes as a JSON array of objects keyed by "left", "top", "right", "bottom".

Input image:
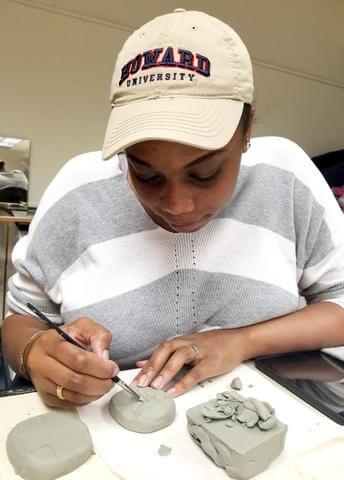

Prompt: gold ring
[
  {"left": 190, "top": 344, "right": 199, "bottom": 360},
  {"left": 56, "top": 385, "right": 65, "bottom": 400}
]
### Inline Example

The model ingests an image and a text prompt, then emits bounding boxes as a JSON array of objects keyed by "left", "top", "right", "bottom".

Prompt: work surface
[{"left": 1, "top": 363, "right": 344, "bottom": 480}]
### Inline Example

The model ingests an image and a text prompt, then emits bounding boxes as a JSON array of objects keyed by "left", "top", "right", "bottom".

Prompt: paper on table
[
  {"left": 78, "top": 364, "right": 344, "bottom": 480},
  {"left": 256, "top": 437, "right": 344, "bottom": 480}
]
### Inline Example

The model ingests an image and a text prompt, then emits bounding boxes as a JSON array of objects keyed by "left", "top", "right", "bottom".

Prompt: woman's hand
[
  {"left": 26, "top": 317, "right": 118, "bottom": 408},
  {"left": 132, "top": 328, "right": 248, "bottom": 397}
]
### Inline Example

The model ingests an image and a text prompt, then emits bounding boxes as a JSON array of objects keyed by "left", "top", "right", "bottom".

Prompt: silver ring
[{"left": 190, "top": 344, "right": 199, "bottom": 360}]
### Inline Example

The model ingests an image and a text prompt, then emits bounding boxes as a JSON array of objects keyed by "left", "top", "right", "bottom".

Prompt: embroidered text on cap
[{"left": 119, "top": 47, "right": 211, "bottom": 86}]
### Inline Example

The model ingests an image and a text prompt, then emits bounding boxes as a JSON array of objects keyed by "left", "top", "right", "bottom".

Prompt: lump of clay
[
  {"left": 6, "top": 411, "right": 93, "bottom": 480},
  {"left": 230, "top": 377, "right": 243, "bottom": 391},
  {"left": 186, "top": 391, "right": 287, "bottom": 480},
  {"left": 158, "top": 444, "right": 172, "bottom": 456},
  {"left": 109, "top": 386, "right": 175, "bottom": 433}
]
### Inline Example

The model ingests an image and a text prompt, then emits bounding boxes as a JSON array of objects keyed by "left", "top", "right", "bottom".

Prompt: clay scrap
[
  {"left": 230, "top": 377, "right": 243, "bottom": 391},
  {"left": 6, "top": 411, "right": 93, "bottom": 480},
  {"left": 109, "top": 386, "right": 175, "bottom": 433},
  {"left": 186, "top": 390, "right": 287, "bottom": 480},
  {"left": 158, "top": 444, "right": 172, "bottom": 456}
]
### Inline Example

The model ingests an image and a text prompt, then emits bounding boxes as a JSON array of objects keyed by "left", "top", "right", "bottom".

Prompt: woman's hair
[{"left": 240, "top": 103, "right": 252, "bottom": 134}]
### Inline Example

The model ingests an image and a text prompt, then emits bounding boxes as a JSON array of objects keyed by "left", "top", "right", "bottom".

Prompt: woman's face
[{"left": 125, "top": 119, "right": 252, "bottom": 233}]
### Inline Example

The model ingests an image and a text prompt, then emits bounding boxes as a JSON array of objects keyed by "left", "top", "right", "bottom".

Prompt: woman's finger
[
  {"left": 41, "top": 376, "right": 102, "bottom": 405},
  {"left": 50, "top": 355, "right": 114, "bottom": 397},
  {"left": 62, "top": 317, "right": 113, "bottom": 357},
  {"left": 165, "top": 363, "right": 206, "bottom": 397},
  {"left": 150, "top": 344, "right": 200, "bottom": 389},
  {"left": 39, "top": 331, "right": 118, "bottom": 380},
  {"left": 29, "top": 348, "right": 114, "bottom": 398},
  {"left": 32, "top": 362, "right": 112, "bottom": 406},
  {"left": 39, "top": 390, "right": 97, "bottom": 409},
  {"left": 132, "top": 340, "right": 201, "bottom": 388},
  {"left": 131, "top": 340, "right": 177, "bottom": 387},
  {"left": 136, "top": 359, "right": 148, "bottom": 367},
  {"left": 39, "top": 391, "right": 76, "bottom": 409}
]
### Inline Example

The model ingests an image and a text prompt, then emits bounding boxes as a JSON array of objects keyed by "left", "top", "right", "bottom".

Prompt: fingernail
[
  {"left": 138, "top": 374, "right": 147, "bottom": 387},
  {"left": 166, "top": 387, "right": 176, "bottom": 396},
  {"left": 151, "top": 376, "right": 163, "bottom": 389}
]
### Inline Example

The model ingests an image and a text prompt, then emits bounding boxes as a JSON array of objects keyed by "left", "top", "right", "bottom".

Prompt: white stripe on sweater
[
  {"left": 46, "top": 217, "right": 297, "bottom": 311},
  {"left": 29, "top": 151, "right": 120, "bottom": 231},
  {"left": 299, "top": 243, "right": 344, "bottom": 290}
]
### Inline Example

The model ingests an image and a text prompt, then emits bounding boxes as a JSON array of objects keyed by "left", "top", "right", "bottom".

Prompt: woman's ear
[
  {"left": 243, "top": 141, "right": 251, "bottom": 153},
  {"left": 243, "top": 106, "right": 255, "bottom": 152}
]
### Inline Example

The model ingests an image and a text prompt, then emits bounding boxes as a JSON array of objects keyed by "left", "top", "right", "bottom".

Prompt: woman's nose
[{"left": 160, "top": 183, "right": 195, "bottom": 215}]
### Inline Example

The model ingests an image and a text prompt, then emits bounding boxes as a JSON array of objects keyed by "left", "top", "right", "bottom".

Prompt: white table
[{"left": 1, "top": 362, "right": 344, "bottom": 480}]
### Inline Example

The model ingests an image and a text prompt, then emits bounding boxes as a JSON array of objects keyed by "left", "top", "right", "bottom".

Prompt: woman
[{"left": 3, "top": 9, "right": 344, "bottom": 408}]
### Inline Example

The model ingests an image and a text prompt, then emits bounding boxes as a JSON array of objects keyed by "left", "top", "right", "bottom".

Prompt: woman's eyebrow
[
  {"left": 187, "top": 149, "right": 225, "bottom": 168},
  {"left": 126, "top": 153, "right": 149, "bottom": 166},
  {"left": 125, "top": 148, "right": 225, "bottom": 169}
]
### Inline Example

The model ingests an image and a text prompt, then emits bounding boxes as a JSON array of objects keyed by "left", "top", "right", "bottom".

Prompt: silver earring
[{"left": 246, "top": 141, "right": 251, "bottom": 150}]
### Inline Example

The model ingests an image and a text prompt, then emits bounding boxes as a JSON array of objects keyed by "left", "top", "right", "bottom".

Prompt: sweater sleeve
[
  {"left": 295, "top": 151, "right": 344, "bottom": 309},
  {"left": 6, "top": 151, "right": 116, "bottom": 323},
  {"left": 5, "top": 158, "right": 78, "bottom": 323},
  {"left": 7, "top": 234, "right": 63, "bottom": 323}
]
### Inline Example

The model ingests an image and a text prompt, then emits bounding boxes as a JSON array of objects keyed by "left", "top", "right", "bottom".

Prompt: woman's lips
[{"left": 168, "top": 218, "right": 205, "bottom": 233}]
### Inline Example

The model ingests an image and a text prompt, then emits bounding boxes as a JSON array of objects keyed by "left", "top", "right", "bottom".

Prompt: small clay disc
[
  {"left": 109, "top": 386, "right": 175, "bottom": 433},
  {"left": 6, "top": 411, "right": 93, "bottom": 480}
]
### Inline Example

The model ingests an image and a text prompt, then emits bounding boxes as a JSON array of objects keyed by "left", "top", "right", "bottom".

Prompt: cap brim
[{"left": 102, "top": 97, "right": 244, "bottom": 160}]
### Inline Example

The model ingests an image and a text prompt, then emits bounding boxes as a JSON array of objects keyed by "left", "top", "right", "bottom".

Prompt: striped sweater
[{"left": 7, "top": 137, "right": 344, "bottom": 368}]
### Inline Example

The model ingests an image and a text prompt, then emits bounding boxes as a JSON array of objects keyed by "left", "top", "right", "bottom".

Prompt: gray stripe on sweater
[
  {"left": 302, "top": 280, "right": 344, "bottom": 304},
  {"left": 20, "top": 175, "right": 157, "bottom": 291},
  {"left": 62, "top": 270, "right": 299, "bottom": 369},
  {"left": 221, "top": 164, "right": 334, "bottom": 269},
  {"left": 18, "top": 163, "right": 333, "bottom": 293}
]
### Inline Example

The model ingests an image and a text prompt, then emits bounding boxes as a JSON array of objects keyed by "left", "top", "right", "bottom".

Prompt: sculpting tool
[{"left": 26, "top": 303, "right": 144, "bottom": 402}]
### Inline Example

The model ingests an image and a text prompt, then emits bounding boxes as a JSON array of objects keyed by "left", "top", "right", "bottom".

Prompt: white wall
[
  {"left": 1, "top": 0, "right": 343, "bottom": 205},
  {"left": 0, "top": 0, "right": 128, "bottom": 205}
]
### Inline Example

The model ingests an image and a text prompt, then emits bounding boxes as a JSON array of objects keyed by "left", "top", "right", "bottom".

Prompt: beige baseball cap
[{"left": 102, "top": 8, "right": 253, "bottom": 160}]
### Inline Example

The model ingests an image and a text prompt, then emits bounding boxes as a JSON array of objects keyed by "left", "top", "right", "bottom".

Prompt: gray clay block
[
  {"left": 6, "top": 411, "right": 93, "bottom": 480},
  {"left": 109, "top": 386, "right": 175, "bottom": 433},
  {"left": 186, "top": 394, "right": 287, "bottom": 480}
]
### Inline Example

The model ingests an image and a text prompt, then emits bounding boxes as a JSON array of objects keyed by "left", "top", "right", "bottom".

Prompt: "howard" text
[{"left": 119, "top": 47, "right": 211, "bottom": 86}]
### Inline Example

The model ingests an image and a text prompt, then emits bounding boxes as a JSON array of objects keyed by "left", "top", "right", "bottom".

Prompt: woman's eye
[
  {"left": 134, "top": 173, "right": 162, "bottom": 184},
  {"left": 191, "top": 170, "right": 220, "bottom": 183}
]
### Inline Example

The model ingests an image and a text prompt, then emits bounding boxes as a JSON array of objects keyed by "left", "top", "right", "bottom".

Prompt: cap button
[{"left": 173, "top": 8, "right": 186, "bottom": 13}]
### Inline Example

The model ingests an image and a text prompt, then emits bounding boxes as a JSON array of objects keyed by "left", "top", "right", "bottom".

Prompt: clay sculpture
[
  {"left": 6, "top": 410, "right": 93, "bottom": 480},
  {"left": 186, "top": 390, "right": 287, "bottom": 479},
  {"left": 109, "top": 386, "right": 175, "bottom": 433}
]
